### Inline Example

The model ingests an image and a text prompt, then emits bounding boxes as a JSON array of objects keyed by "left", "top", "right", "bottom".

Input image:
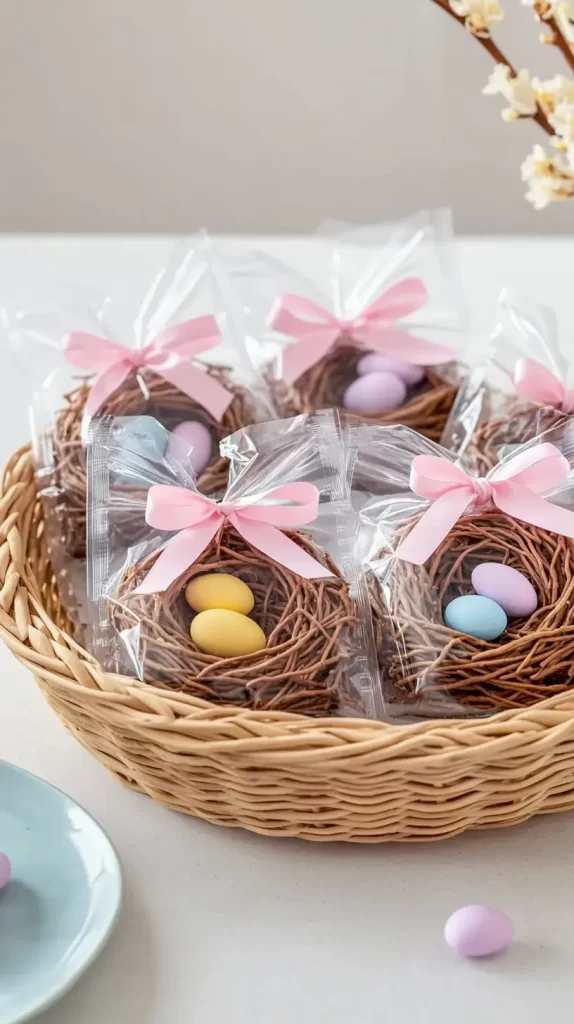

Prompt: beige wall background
[{"left": 0, "top": 0, "right": 571, "bottom": 234}]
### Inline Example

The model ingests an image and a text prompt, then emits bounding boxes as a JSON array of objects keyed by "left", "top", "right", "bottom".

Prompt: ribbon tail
[
  {"left": 395, "top": 488, "right": 474, "bottom": 565},
  {"left": 134, "top": 519, "right": 221, "bottom": 594},
  {"left": 360, "top": 326, "right": 456, "bottom": 367},
  {"left": 512, "top": 358, "right": 566, "bottom": 408},
  {"left": 233, "top": 515, "right": 334, "bottom": 578},
  {"left": 81, "top": 360, "right": 133, "bottom": 442},
  {"left": 494, "top": 480, "right": 574, "bottom": 540},
  {"left": 158, "top": 362, "right": 233, "bottom": 422},
  {"left": 281, "top": 330, "right": 340, "bottom": 386}
]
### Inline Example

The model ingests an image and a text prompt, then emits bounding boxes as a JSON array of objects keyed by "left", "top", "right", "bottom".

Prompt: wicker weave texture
[{"left": 3, "top": 446, "right": 574, "bottom": 842}]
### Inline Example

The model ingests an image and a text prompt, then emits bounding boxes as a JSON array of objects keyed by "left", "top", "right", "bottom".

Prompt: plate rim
[{"left": 0, "top": 759, "right": 123, "bottom": 1023}]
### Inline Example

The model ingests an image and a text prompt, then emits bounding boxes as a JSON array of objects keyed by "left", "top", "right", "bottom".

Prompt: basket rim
[{"left": 4, "top": 442, "right": 574, "bottom": 768}]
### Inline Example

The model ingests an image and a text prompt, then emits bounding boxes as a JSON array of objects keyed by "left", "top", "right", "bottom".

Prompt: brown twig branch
[
  {"left": 430, "top": 0, "right": 554, "bottom": 135},
  {"left": 545, "top": 14, "right": 574, "bottom": 74}
]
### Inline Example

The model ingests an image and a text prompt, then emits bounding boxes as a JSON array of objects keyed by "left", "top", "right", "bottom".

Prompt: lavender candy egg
[
  {"left": 444, "top": 905, "right": 514, "bottom": 958},
  {"left": 166, "top": 420, "right": 214, "bottom": 476},
  {"left": 356, "top": 353, "right": 425, "bottom": 387},
  {"left": 0, "top": 852, "right": 11, "bottom": 889},
  {"left": 343, "top": 371, "right": 407, "bottom": 414},
  {"left": 471, "top": 562, "right": 538, "bottom": 618}
]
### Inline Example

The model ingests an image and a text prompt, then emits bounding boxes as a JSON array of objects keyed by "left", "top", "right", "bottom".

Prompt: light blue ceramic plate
[{"left": 0, "top": 760, "right": 122, "bottom": 1023}]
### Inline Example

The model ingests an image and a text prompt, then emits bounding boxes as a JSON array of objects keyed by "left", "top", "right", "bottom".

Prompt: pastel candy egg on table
[
  {"left": 190, "top": 608, "right": 267, "bottom": 658},
  {"left": 343, "top": 371, "right": 407, "bottom": 414},
  {"left": 166, "top": 420, "right": 214, "bottom": 476},
  {"left": 471, "top": 563, "right": 538, "bottom": 618},
  {"left": 356, "top": 353, "right": 425, "bottom": 387},
  {"left": 444, "top": 905, "right": 514, "bottom": 958},
  {"left": 444, "top": 594, "right": 507, "bottom": 641},
  {"left": 185, "top": 573, "right": 255, "bottom": 615}
]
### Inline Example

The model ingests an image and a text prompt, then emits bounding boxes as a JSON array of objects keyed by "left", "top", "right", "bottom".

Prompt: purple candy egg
[
  {"left": 166, "top": 421, "right": 214, "bottom": 476},
  {"left": 471, "top": 562, "right": 537, "bottom": 618},
  {"left": 0, "top": 852, "right": 11, "bottom": 889},
  {"left": 444, "top": 905, "right": 514, "bottom": 958},
  {"left": 356, "top": 353, "right": 425, "bottom": 387},
  {"left": 343, "top": 371, "right": 407, "bottom": 414}
]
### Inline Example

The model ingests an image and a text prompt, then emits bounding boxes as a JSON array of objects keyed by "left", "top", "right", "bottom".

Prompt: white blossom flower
[
  {"left": 449, "top": 0, "right": 504, "bottom": 36},
  {"left": 521, "top": 143, "right": 574, "bottom": 207},
  {"left": 483, "top": 65, "right": 537, "bottom": 120},
  {"left": 533, "top": 75, "right": 574, "bottom": 143},
  {"left": 532, "top": 73, "right": 574, "bottom": 109}
]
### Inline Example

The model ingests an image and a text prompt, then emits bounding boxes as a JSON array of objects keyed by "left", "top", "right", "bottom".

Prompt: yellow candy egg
[
  {"left": 190, "top": 609, "right": 266, "bottom": 658},
  {"left": 185, "top": 573, "right": 254, "bottom": 615}
]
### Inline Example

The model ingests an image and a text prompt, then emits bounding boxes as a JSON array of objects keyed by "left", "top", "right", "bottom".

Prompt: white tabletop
[{"left": 1, "top": 235, "right": 574, "bottom": 1024}]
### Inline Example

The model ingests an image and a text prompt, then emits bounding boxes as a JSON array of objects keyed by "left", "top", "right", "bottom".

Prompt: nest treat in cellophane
[
  {"left": 53, "top": 362, "right": 254, "bottom": 558},
  {"left": 442, "top": 291, "right": 574, "bottom": 475},
  {"left": 87, "top": 411, "right": 382, "bottom": 719},
  {"left": 12, "top": 237, "right": 273, "bottom": 571},
  {"left": 355, "top": 424, "right": 574, "bottom": 717},
  {"left": 219, "top": 210, "right": 466, "bottom": 440},
  {"left": 371, "top": 512, "right": 574, "bottom": 715},
  {"left": 112, "top": 523, "right": 355, "bottom": 713}
]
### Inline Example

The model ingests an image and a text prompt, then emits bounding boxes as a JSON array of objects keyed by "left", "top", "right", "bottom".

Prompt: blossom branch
[
  {"left": 530, "top": 1, "right": 574, "bottom": 73},
  {"left": 548, "top": 16, "right": 574, "bottom": 71},
  {"left": 430, "top": 0, "right": 554, "bottom": 133}
]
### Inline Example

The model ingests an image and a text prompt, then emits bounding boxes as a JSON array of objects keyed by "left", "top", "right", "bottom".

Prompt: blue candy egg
[
  {"left": 444, "top": 594, "right": 507, "bottom": 641},
  {"left": 115, "top": 416, "right": 168, "bottom": 483}
]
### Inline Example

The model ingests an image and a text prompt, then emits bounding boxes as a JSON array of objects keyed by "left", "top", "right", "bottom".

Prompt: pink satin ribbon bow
[
  {"left": 268, "top": 278, "right": 456, "bottom": 386},
  {"left": 512, "top": 357, "right": 574, "bottom": 414},
  {"left": 395, "top": 442, "right": 574, "bottom": 565},
  {"left": 134, "top": 482, "right": 334, "bottom": 594},
  {"left": 65, "top": 316, "right": 232, "bottom": 438}
]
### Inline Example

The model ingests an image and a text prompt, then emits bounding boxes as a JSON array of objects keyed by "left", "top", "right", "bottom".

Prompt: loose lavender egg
[
  {"left": 471, "top": 562, "right": 537, "bottom": 618},
  {"left": 166, "top": 420, "right": 214, "bottom": 476},
  {"left": 356, "top": 353, "right": 425, "bottom": 387},
  {"left": 0, "top": 852, "right": 11, "bottom": 889},
  {"left": 444, "top": 905, "right": 514, "bottom": 957},
  {"left": 343, "top": 371, "right": 407, "bottom": 414}
]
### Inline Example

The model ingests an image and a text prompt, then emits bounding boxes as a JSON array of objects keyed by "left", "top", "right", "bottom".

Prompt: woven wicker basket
[{"left": 4, "top": 445, "right": 574, "bottom": 843}]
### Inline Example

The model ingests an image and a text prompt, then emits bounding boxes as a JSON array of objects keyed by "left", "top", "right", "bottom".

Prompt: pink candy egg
[
  {"left": 343, "top": 371, "right": 407, "bottom": 414},
  {"left": 356, "top": 353, "right": 425, "bottom": 387},
  {"left": 0, "top": 852, "right": 11, "bottom": 889},
  {"left": 444, "top": 905, "right": 514, "bottom": 957},
  {"left": 471, "top": 562, "right": 537, "bottom": 618},
  {"left": 166, "top": 421, "right": 214, "bottom": 476}
]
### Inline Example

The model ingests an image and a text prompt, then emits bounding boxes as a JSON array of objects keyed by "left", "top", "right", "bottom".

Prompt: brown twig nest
[
  {"left": 455, "top": 390, "right": 565, "bottom": 476},
  {"left": 112, "top": 523, "right": 358, "bottom": 715},
  {"left": 47, "top": 366, "right": 254, "bottom": 559},
  {"left": 370, "top": 511, "right": 574, "bottom": 714},
  {"left": 272, "top": 341, "right": 458, "bottom": 441}
]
